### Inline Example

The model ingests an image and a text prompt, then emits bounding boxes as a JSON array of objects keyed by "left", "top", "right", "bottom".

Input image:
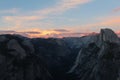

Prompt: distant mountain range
[
  {"left": 0, "top": 30, "right": 89, "bottom": 38},
  {"left": 0, "top": 30, "right": 113, "bottom": 38},
  {"left": 0, "top": 30, "right": 120, "bottom": 38},
  {"left": 0, "top": 28, "right": 120, "bottom": 80}
]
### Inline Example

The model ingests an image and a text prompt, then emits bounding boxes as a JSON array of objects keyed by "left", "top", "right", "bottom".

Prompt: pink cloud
[
  {"left": 0, "top": 28, "right": 85, "bottom": 38},
  {"left": 34, "top": 0, "right": 92, "bottom": 15},
  {"left": 3, "top": 16, "right": 44, "bottom": 21},
  {"left": 68, "top": 16, "right": 120, "bottom": 32},
  {"left": 1, "top": 0, "right": 93, "bottom": 31},
  {"left": 2, "top": 16, "right": 49, "bottom": 30},
  {"left": 112, "top": 7, "right": 120, "bottom": 13},
  {"left": 53, "top": 29, "right": 70, "bottom": 32},
  {"left": 88, "top": 16, "right": 120, "bottom": 27},
  {"left": 0, "top": 27, "right": 119, "bottom": 38}
]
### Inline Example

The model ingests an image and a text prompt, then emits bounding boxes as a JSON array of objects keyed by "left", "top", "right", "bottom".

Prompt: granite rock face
[{"left": 68, "top": 28, "right": 120, "bottom": 80}]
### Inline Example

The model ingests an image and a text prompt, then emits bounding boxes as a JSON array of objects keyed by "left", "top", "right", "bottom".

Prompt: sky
[{"left": 0, "top": 0, "right": 120, "bottom": 38}]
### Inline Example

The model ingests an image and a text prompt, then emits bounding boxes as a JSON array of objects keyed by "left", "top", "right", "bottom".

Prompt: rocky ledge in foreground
[{"left": 0, "top": 28, "right": 120, "bottom": 80}]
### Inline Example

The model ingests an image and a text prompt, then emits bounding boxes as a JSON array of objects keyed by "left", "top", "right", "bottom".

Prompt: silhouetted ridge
[
  {"left": 0, "top": 29, "right": 120, "bottom": 80},
  {"left": 0, "top": 34, "right": 52, "bottom": 80}
]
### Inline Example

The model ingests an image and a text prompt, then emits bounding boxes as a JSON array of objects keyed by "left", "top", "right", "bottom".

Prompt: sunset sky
[{"left": 0, "top": 0, "right": 120, "bottom": 37}]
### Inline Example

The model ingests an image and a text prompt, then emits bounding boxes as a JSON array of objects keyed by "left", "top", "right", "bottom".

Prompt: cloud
[
  {"left": 0, "top": 29, "right": 119, "bottom": 38},
  {"left": 24, "top": 31, "right": 41, "bottom": 34},
  {"left": 0, "top": 28, "right": 85, "bottom": 38},
  {"left": 1, "top": 0, "right": 92, "bottom": 31},
  {"left": 3, "top": 15, "right": 120, "bottom": 37},
  {"left": 3, "top": 16, "right": 44, "bottom": 21},
  {"left": 2, "top": 0, "right": 92, "bottom": 21},
  {"left": 87, "top": 16, "right": 120, "bottom": 27},
  {"left": 2, "top": 15, "right": 53, "bottom": 31},
  {"left": 53, "top": 29, "right": 70, "bottom": 32},
  {"left": 0, "top": 30, "right": 16, "bottom": 34},
  {"left": 0, "top": 8, "right": 19, "bottom": 14},
  {"left": 34, "top": 0, "right": 92, "bottom": 15},
  {"left": 66, "top": 16, "right": 120, "bottom": 32},
  {"left": 60, "top": 0, "right": 92, "bottom": 10},
  {"left": 112, "top": 7, "right": 120, "bottom": 13}
]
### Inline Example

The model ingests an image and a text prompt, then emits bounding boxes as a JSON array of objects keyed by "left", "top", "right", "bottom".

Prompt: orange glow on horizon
[{"left": 25, "top": 30, "right": 61, "bottom": 38}]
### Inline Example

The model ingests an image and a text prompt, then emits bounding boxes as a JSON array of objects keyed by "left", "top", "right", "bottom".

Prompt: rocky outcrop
[
  {"left": 0, "top": 34, "right": 52, "bottom": 80},
  {"left": 100, "top": 29, "right": 120, "bottom": 43},
  {"left": 68, "top": 28, "right": 120, "bottom": 80}
]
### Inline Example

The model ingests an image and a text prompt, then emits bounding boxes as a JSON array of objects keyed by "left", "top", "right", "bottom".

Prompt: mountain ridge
[{"left": 0, "top": 28, "right": 120, "bottom": 80}]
